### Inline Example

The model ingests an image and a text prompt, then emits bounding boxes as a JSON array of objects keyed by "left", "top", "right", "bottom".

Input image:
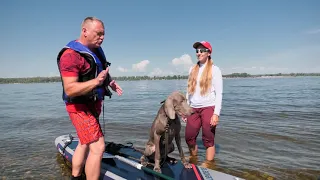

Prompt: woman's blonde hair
[{"left": 187, "top": 58, "right": 213, "bottom": 96}]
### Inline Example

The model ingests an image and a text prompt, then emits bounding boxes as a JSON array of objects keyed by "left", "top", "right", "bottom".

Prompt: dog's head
[{"left": 161, "top": 91, "right": 193, "bottom": 120}]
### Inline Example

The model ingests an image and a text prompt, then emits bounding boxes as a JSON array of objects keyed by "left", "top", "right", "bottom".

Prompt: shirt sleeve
[
  {"left": 212, "top": 66, "right": 223, "bottom": 116},
  {"left": 58, "top": 50, "right": 81, "bottom": 77}
]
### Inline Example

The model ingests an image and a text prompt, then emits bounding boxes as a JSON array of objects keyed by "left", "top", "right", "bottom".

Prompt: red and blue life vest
[{"left": 57, "top": 40, "right": 112, "bottom": 103}]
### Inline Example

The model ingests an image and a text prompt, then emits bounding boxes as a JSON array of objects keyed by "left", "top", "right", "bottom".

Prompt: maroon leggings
[{"left": 185, "top": 106, "right": 216, "bottom": 148}]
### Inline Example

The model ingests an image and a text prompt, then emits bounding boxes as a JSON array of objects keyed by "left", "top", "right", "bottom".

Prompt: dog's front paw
[
  {"left": 183, "top": 162, "right": 192, "bottom": 169},
  {"left": 140, "top": 155, "right": 148, "bottom": 167},
  {"left": 166, "top": 156, "right": 178, "bottom": 164},
  {"left": 153, "top": 166, "right": 162, "bottom": 173}
]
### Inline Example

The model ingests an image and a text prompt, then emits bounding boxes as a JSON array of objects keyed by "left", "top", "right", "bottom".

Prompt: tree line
[{"left": 0, "top": 73, "right": 319, "bottom": 84}]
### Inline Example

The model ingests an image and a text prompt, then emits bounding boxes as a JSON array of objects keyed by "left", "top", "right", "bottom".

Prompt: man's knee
[{"left": 89, "top": 137, "right": 105, "bottom": 155}]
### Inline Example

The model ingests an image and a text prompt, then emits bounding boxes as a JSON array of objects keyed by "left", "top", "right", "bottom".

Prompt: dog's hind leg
[{"left": 140, "top": 142, "right": 155, "bottom": 167}]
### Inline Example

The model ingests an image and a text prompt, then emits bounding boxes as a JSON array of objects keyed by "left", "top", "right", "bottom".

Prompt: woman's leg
[
  {"left": 200, "top": 106, "right": 217, "bottom": 161},
  {"left": 185, "top": 108, "right": 201, "bottom": 156}
]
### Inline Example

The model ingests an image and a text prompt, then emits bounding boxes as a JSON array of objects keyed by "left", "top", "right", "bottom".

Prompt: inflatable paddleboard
[{"left": 55, "top": 134, "right": 244, "bottom": 180}]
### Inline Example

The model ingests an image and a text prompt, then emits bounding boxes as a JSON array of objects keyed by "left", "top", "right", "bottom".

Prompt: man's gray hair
[{"left": 81, "top": 16, "right": 104, "bottom": 28}]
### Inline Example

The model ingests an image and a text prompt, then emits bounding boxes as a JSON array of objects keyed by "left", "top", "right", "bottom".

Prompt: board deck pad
[{"left": 55, "top": 134, "right": 244, "bottom": 180}]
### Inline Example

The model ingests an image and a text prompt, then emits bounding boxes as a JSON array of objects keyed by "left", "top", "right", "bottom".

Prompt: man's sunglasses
[{"left": 196, "top": 48, "right": 210, "bottom": 53}]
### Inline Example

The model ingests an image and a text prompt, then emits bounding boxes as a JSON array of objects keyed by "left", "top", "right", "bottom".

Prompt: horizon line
[{"left": 1, "top": 72, "right": 320, "bottom": 79}]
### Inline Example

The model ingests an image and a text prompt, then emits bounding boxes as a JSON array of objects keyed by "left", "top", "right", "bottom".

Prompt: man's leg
[
  {"left": 68, "top": 111, "right": 90, "bottom": 177},
  {"left": 85, "top": 136, "right": 105, "bottom": 180},
  {"left": 69, "top": 110, "right": 104, "bottom": 180},
  {"left": 72, "top": 142, "right": 89, "bottom": 177}
]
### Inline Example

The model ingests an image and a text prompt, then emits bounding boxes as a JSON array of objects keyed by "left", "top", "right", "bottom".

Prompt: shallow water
[{"left": 0, "top": 77, "right": 319, "bottom": 180}]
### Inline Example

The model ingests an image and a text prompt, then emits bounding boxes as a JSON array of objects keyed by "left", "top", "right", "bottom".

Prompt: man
[{"left": 57, "top": 17, "right": 123, "bottom": 180}]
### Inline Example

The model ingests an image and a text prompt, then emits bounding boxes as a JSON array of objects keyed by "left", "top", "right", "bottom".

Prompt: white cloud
[
  {"left": 117, "top": 66, "right": 128, "bottom": 72},
  {"left": 115, "top": 55, "right": 194, "bottom": 75},
  {"left": 172, "top": 54, "right": 193, "bottom": 67},
  {"left": 171, "top": 54, "right": 194, "bottom": 74},
  {"left": 132, "top": 60, "right": 150, "bottom": 72},
  {"left": 149, "top": 68, "right": 163, "bottom": 76},
  {"left": 306, "top": 28, "right": 320, "bottom": 34}
]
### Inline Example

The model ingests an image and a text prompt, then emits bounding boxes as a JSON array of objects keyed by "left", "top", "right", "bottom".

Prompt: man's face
[{"left": 83, "top": 21, "right": 105, "bottom": 48}]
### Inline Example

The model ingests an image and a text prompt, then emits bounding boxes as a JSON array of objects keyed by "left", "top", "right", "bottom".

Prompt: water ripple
[{"left": 0, "top": 77, "right": 320, "bottom": 180}]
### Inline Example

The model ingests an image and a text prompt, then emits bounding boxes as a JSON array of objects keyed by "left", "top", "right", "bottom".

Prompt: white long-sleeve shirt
[{"left": 186, "top": 63, "right": 223, "bottom": 116}]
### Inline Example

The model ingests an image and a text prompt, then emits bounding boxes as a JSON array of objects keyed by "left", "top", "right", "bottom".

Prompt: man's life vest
[{"left": 57, "top": 40, "right": 112, "bottom": 104}]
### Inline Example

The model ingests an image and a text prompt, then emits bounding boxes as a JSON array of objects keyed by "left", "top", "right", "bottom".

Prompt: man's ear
[{"left": 164, "top": 97, "right": 175, "bottom": 119}]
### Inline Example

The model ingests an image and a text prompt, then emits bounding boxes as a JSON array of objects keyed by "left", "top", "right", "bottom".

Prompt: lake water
[{"left": 0, "top": 77, "right": 319, "bottom": 180}]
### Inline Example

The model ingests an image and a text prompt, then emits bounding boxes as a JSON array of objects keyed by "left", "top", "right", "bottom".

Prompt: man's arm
[{"left": 61, "top": 76, "right": 99, "bottom": 97}]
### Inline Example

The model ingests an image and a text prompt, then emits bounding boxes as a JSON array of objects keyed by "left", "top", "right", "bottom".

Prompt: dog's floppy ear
[
  {"left": 164, "top": 97, "right": 175, "bottom": 119},
  {"left": 160, "top": 99, "right": 166, "bottom": 104}
]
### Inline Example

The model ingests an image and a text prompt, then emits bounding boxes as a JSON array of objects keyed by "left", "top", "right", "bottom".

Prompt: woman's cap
[{"left": 193, "top": 41, "right": 212, "bottom": 53}]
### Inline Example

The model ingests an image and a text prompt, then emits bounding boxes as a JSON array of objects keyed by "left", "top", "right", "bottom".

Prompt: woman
[{"left": 184, "top": 41, "right": 223, "bottom": 162}]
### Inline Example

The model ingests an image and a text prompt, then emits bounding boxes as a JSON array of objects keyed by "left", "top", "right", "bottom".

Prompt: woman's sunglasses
[{"left": 196, "top": 48, "right": 210, "bottom": 53}]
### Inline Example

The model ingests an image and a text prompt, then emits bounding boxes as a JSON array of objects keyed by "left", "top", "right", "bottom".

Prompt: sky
[{"left": 1, "top": 0, "right": 319, "bottom": 78}]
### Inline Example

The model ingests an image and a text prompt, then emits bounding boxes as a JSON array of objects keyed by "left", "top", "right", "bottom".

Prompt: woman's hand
[
  {"left": 210, "top": 114, "right": 219, "bottom": 126},
  {"left": 181, "top": 117, "right": 187, "bottom": 123}
]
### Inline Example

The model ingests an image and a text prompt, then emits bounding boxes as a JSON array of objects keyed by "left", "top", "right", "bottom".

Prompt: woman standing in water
[{"left": 184, "top": 41, "right": 223, "bottom": 163}]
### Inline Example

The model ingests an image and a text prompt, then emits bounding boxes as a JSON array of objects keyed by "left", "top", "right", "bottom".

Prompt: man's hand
[
  {"left": 210, "top": 114, "right": 219, "bottom": 126},
  {"left": 96, "top": 67, "right": 109, "bottom": 86},
  {"left": 109, "top": 80, "right": 123, "bottom": 96}
]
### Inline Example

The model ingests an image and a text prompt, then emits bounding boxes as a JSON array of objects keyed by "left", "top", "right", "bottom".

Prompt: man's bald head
[
  {"left": 81, "top": 16, "right": 104, "bottom": 30},
  {"left": 79, "top": 16, "right": 105, "bottom": 49}
]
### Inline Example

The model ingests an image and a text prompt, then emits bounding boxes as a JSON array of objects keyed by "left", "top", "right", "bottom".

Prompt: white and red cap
[{"left": 193, "top": 41, "right": 212, "bottom": 53}]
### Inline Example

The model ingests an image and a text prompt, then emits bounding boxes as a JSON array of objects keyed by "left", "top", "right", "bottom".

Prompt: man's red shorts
[
  {"left": 185, "top": 106, "right": 216, "bottom": 148},
  {"left": 66, "top": 102, "right": 103, "bottom": 145}
]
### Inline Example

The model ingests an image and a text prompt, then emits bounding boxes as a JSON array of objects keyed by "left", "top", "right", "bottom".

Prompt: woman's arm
[{"left": 212, "top": 66, "right": 223, "bottom": 116}]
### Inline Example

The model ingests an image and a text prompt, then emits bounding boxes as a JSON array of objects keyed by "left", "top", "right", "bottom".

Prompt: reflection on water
[{"left": 1, "top": 77, "right": 320, "bottom": 180}]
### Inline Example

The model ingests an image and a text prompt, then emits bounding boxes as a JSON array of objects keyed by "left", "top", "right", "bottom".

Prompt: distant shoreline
[{"left": 0, "top": 73, "right": 319, "bottom": 84}]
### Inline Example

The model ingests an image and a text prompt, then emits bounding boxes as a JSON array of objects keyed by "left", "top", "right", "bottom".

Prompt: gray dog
[{"left": 140, "top": 91, "right": 194, "bottom": 173}]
